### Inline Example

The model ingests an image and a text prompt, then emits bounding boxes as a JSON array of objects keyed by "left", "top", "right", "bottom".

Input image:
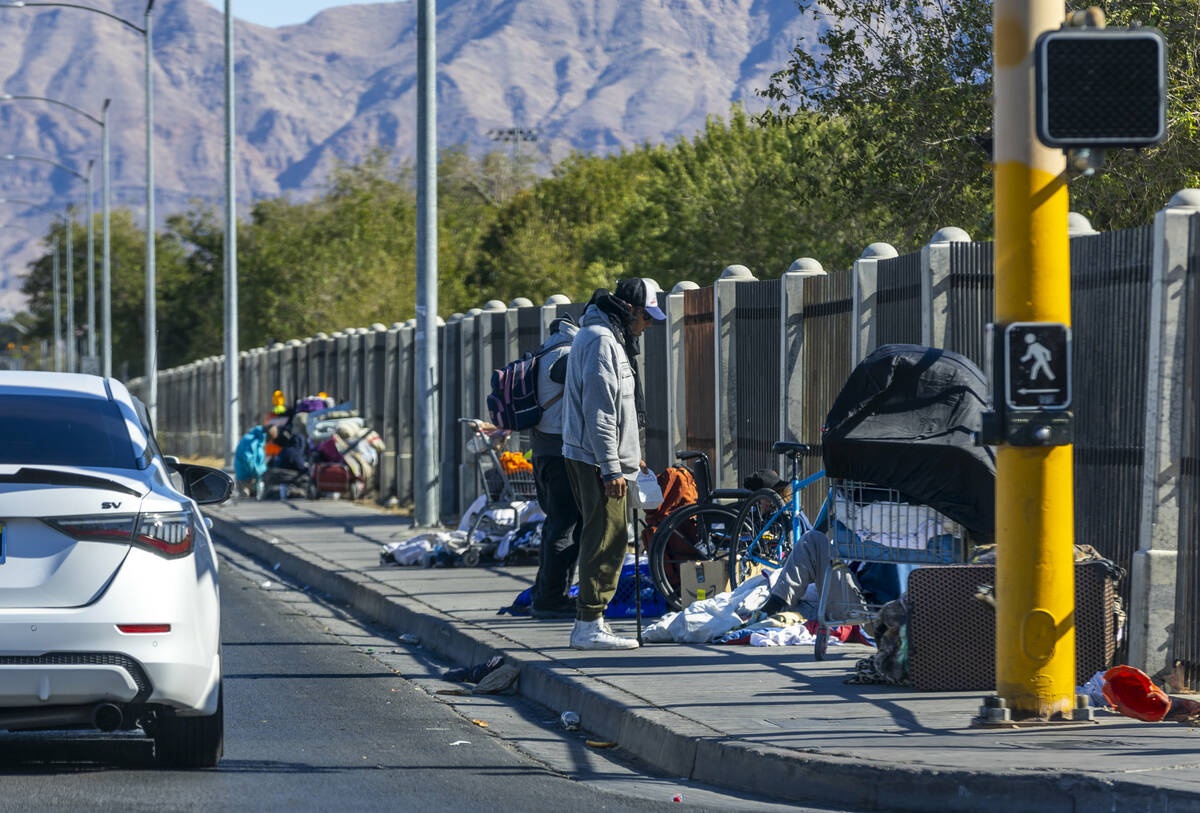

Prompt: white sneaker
[{"left": 570, "top": 619, "right": 639, "bottom": 650}]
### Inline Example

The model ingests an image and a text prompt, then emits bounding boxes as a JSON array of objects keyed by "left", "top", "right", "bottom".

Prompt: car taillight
[
  {"left": 117, "top": 624, "right": 171, "bottom": 634},
  {"left": 134, "top": 511, "right": 195, "bottom": 558},
  {"left": 45, "top": 515, "right": 137, "bottom": 543}
]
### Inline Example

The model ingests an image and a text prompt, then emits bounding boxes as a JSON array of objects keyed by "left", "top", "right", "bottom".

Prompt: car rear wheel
[{"left": 153, "top": 682, "right": 224, "bottom": 769}]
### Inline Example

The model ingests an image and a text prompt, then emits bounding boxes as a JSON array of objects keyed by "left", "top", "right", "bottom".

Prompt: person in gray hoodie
[
  {"left": 528, "top": 315, "right": 582, "bottom": 619},
  {"left": 561, "top": 278, "right": 665, "bottom": 649}
]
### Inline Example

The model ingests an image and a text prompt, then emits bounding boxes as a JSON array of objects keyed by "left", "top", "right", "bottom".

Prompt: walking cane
[{"left": 629, "top": 498, "right": 643, "bottom": 645}]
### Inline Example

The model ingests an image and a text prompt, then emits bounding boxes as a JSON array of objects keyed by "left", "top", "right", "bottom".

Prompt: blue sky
[{"left": 204, "top": 1, "right": 395, "bottom": 28}]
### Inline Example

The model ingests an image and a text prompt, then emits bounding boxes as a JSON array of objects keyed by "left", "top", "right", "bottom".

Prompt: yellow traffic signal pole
[{"left": 992, "top": 0, "right": 1076, "bottom": 720}]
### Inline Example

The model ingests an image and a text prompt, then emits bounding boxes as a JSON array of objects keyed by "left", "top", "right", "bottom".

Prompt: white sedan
[{"left": 0, "top": 371, "right": 231, "bottom": 768}]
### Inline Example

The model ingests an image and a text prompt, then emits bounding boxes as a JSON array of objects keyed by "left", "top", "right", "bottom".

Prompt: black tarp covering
[{"left": 821, "top": 344, "right": 996, "bottom": 536}]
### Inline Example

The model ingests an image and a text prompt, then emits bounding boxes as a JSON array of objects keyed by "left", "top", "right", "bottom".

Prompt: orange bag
[
  {"left": 499, "top": 451, "right": 533, "bottom": 475},
  {"left": 1102, "top": 665, "right": 1171, "bottom": 722}
]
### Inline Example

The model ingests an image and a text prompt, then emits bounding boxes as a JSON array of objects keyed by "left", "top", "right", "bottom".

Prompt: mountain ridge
[{"left": 0, "top": 0, "right": 816, "bottom": 313}]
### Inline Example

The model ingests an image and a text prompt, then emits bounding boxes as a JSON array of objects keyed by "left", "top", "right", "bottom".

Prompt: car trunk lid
[{"left": 0, "top": 467, "right": 145, "bottom": 610}]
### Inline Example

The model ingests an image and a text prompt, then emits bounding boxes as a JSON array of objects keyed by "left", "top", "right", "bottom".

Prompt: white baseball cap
[{"left": 616, "top": 277, "right": 666, "bottom": 321}]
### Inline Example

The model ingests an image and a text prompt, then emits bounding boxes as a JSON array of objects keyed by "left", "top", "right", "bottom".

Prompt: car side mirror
[{"left": 174, "top": 463, "right": 234, "bottom": 505}]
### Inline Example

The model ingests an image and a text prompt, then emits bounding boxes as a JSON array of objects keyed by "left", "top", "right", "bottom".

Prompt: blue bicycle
[{"left": 728, "top": 441, "right": 828, "bottom": 588}]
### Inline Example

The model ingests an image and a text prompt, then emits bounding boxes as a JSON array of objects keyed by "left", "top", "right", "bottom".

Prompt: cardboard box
[{"left": 679, "top": 560, "right": 730, "bottom": 607}]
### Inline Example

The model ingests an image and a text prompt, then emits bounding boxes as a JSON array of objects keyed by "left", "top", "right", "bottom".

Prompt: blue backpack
[{"left": 486, "top": 349, "right": 563, "bottom": 431}]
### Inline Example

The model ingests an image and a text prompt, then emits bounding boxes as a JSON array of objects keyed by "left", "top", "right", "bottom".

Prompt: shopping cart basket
[{"left": 812, "top": 477, "right": 969, "bottom": 658}]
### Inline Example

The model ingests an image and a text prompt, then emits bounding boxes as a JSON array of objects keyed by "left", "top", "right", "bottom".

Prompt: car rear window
[{"left": 0, "top": 394, "right": 138, "bottom": 469}]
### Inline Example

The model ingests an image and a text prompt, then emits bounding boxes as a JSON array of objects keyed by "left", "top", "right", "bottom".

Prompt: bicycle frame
[{"left": 742, "top": 466, "right": 826, "bottom": 572}]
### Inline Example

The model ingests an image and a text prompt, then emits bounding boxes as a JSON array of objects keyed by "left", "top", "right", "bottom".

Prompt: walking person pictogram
[{"left": 1020, "top": 333, "right": 1056, "bottom": 382}]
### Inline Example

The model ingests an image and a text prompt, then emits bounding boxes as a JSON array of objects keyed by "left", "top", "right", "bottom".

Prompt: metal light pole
[
  {"left": 102, "top": 99, "right": 111, "bottom": 377},
  {"left": 0, "top": 94, "right": 110, "bottom": 373},
  {"left": 0, "top": 153, "right": 94, "bottom": 372},
  {"left": 51, "top": 233, "right": 61, "bottom": 372},
  {"left": 0, "top": 1, "right": 157, "bottom": 400},
  {"left": 65, "top": 208, "right": 74, "bottom": 373},
  {"left": 223, "top": 0, "right": 239, "bottom": 471},
  {"left": 85, "top": 159, "right": 95, "bottom": 366},
  {"left": 145, "top": 0, "right": 157, "bottom": 423},
  {"left": 414, "top": 0, "right": 439, "bottom": 525}
]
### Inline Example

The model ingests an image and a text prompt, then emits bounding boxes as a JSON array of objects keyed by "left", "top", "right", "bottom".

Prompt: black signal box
[{"left": 1035, "top": 28, "right": 1167, "bottom": 148}]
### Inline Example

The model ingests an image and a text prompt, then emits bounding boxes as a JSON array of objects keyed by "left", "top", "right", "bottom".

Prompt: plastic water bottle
[{"left": 560, "top": 711, "right": 580, "bottom": 730}]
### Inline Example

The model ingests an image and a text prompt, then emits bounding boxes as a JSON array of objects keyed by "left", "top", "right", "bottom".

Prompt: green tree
[
  {"left": 760, "top": 0, "right": 1200, "bottom": 246},
  {"left": 20, "top": 209, "right": 188, "bottom": 377}
]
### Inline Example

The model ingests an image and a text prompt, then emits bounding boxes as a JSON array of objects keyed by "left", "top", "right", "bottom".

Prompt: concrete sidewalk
[{"left": 207, "top": 498, "right": 1200, "bottom": 813}]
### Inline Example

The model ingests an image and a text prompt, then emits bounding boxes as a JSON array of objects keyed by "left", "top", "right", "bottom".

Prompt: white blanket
[{"left": 642, "top": 572, "right": 776, "bottom": 644}]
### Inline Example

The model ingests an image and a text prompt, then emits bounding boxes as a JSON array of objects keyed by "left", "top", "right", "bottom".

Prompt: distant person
[
  {"left": 234, "top": 423, "right": 277, "bottom": 498},
  {"left": 561, "top": 278, "right": 665, "bottom": 649},
  {"left": 529, "top": 315, "right": 582, "bottom": 619}
]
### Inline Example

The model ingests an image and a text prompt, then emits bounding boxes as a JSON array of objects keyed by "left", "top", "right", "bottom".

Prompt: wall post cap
[
  {"left": 483, "top": 299, "right": 508, "bottom": 311},
  {"left": 1067, "top": 212, "right": 1098, "bottom": 236},
  {"left": 928, "top": 227, "right": 971, "bottom": 244},
  {"left": 508, "top": 297, "right": 534, "bottom": 308},
  {"left": 1167, "top": 189, "right": 1200, "bottom": 210},
  {"left": 544, "top": 294, "right": 571, "bottom": 306},
  {"left": 670, "top": 281, "right": 700, "bottom": 293},
  {"left": 860, "top": 242, "right": 898, "bottom": 260},
  {"left": 786, "top": 257, "right": 825, "bottom": 275},
  {"left": 719, "top": 264, "right": 755, "bottom": 280}
]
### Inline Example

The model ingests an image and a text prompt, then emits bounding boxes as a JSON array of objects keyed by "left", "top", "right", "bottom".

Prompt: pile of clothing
[{"left": 317, "top": 421, "right": 385, "bottom": 483}]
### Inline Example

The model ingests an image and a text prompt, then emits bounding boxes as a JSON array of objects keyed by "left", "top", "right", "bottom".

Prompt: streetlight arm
[
  {"left": 0, "top": 2, "right": 145, "bottom": 33},
  {"left": 0, "top": 197, "right": 61, "bottom": 217},
  {"left": 1, "top": 153, "right": 87, "bottom": 181},
  {"left": 0, "top": 94, "right": 102, "bottom": 126}
]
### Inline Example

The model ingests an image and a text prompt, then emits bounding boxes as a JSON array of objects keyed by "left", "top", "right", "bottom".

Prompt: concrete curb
[{"left": 209, "top": 511, "right": 1200, "bottom": 813}]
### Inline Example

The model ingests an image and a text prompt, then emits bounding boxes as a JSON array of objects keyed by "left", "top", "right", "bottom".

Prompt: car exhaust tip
[{"left": 91, "top": 703, "right": 123, "bottom": 732}]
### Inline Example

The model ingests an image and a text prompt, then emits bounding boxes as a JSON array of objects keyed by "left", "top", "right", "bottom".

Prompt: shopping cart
[
  {"left": 459, "top": 418, "right": 539, "bottom": 565},
  {"left": 813, "top": 477, "right": 969, "bottom": 658}
]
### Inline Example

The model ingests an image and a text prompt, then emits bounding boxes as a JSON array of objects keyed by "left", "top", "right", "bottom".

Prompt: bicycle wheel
[
  {"left": 648, "top": 503, "right": 739, "bottom": 611},
  {"left": 729, "top": 488, "right": 792, "bottom": 588}
]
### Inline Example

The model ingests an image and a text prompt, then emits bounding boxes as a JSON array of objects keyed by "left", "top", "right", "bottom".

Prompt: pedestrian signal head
[{"left": 1034, "top": 28, "right": 1167, "bottom": 149}]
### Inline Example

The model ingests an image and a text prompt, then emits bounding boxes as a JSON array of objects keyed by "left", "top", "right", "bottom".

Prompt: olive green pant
[{"left": 565, "top": 458, "right": 629, "bottom": 622}]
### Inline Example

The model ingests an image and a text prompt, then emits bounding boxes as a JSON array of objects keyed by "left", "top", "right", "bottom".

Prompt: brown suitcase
[{"left": 907, "top": 561, "right": 1116, "bottom": 691}]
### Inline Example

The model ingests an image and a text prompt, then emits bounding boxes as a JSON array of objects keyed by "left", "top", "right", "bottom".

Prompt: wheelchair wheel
[
  {"left": 729, "top": 488, "right": 790, "bottom": 588},
  {"left": 648, "top": 503, "right": 739, "bottom": 611}
]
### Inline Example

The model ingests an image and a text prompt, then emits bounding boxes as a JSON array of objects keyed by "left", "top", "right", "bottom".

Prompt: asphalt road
[{"left": 0, "top": 540, "right": 843, "bottom": 813}]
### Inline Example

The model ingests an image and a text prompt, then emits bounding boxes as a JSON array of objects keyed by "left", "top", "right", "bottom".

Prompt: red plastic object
[
  {"left": 1102, "top": 665, "right": 1171, "bottom": 722},
  {"left": 313, "top": 462, "right": 351, "bottom": 494}
]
